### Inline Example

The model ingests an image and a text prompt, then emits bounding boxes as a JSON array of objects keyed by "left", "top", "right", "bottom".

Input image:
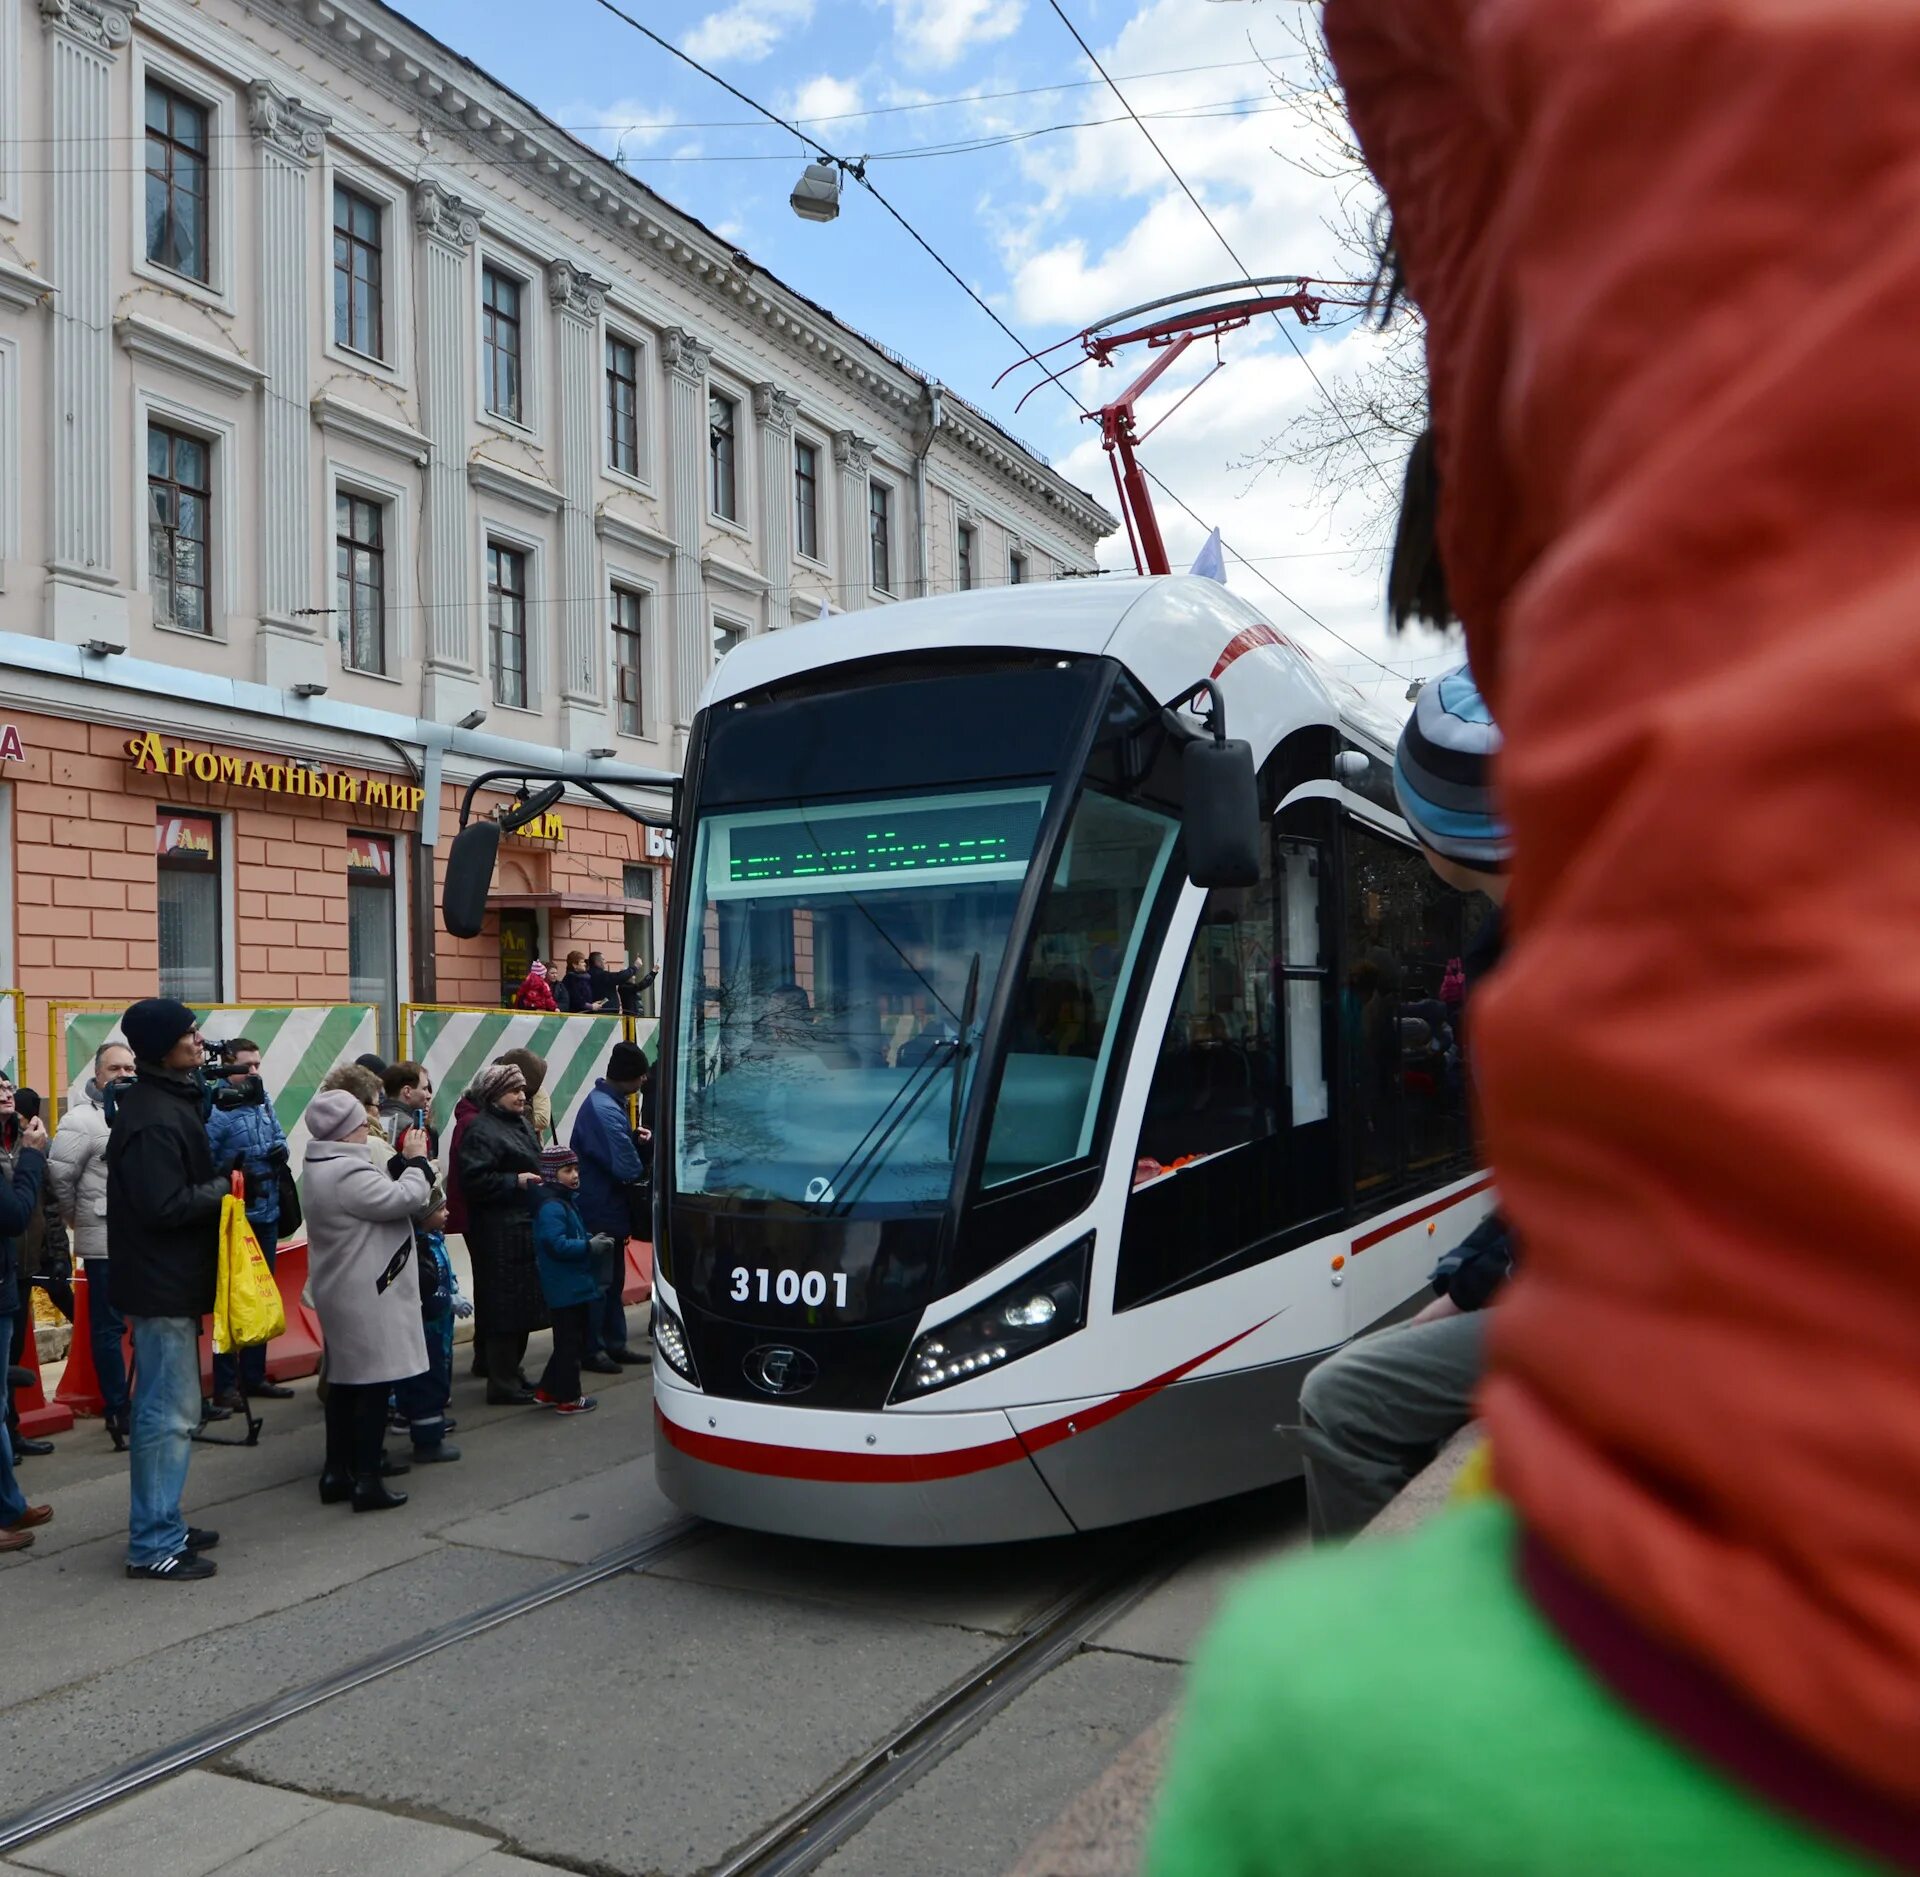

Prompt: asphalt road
[{"left": 0, "top": 1349, "right": 1301, "bottom": 1875}]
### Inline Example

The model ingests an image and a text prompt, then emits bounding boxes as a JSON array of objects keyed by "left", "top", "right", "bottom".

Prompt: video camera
[
  {"left": 200, "top": 1038, "right": 265, "bottom": 1112},
  {"left": 200, "top": 1038, "right": 253, "bottom": 1080}
]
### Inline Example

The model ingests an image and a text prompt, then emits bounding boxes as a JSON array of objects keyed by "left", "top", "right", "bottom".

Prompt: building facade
[{"left": 0, "top": 0, "right": 1114, "bottom": 1084}]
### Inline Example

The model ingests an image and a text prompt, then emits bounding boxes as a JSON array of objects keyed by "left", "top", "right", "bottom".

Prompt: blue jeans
[
  {"left": 85, "top": 1259, "right": 130, "bottom": 1419},
  {"left": 0, "top": 1315, "right": 27, "bottom": 1525},
  {"left": 394, "top": 1311, "right": 455, "bottom": 1450},
  {"left": 587, "top": 1276, "right": 628, "bottom": 1356},
  {"left": 211, "top": 1226, "right": 277, "bottom": 1396},
  {"left": 127, "top": 1315, "right": 201, "bottom": 1566}
]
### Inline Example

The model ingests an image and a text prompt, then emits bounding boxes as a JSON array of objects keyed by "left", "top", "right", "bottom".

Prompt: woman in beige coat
[{"left": 302, "top": 1089, "right": 432, "bottom": 1512}]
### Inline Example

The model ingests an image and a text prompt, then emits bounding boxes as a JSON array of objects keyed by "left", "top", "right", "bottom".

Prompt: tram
[{"left": 642, "top": 574, "right": 1494, "bottom": 1544}]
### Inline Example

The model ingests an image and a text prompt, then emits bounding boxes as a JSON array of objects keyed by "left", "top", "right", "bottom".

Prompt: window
[
  {"left": 147, "top": 424, "right": 211, "bottom": 634},
  {"left": 709, "top": 391, "right": 737, "bottom": 520},
  {"left": 623, "top": 863, "right": 657, "bottom": 1018},
  {"left": 1343, "top": 820, "right": 1491, "bottom": 1199},
  {"left": 145, "top": 82, "right": 209, "bottom": 283},
  {"left": 612, "top": 586, "right": 645, "bottom": 736},
  {"left": 156, "top": 810, "right": 221, "bottom": 1002},
  {"left": 794, "top": 439, "right": 820, "bottom": 561},
  {"left": 482, "top": 266, "right": 523, "bottom": 422},
  {"left": 335, "top": 492, "right": 386, "bottom": 673},
  {"left": 1117, "top": 805, "right": 1339, "bottom": 1310},
  {"left": 487, "top": 542, "right": 528, "bottom": 707},
  {"left": 1009, "top": 548, "right": 1028, "bottom": 587},
  {"left": 981, "top": 788, "right": 1181, "bottom": 1187},
  {"left": 712, "top": 617, "right": 744, "bottom": 663},
  {"left": 607, "top": 334, "right": 640, "bottom": 476},
  {"left": 331, "top": 184, "right": 383, "bottom": 359},
  {"left": 957, "top": 522, "right": 975, "bottom": 592},
  {"left": 869, "top": 482, "right": 892, "bottom": 592},
  {"left": 347, "top": 833, "right": 398, "bottom": 1054}
]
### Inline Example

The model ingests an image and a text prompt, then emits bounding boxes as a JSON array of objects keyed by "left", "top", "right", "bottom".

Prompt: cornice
[
  {"left": 594, "top": 509, "right": 676, "bottom": 561},
  {"left": 700, "top": 552, "right": 770, "bottom": 597},
  {"left": 115, "top": 313, "right": 266, "bottom": 396},
  {"left": 0, "top": 257, "right": 52, "bottom": 312},
  {"left": 311, "top": 390, "right": 431, "bottom": 466},
  {"left": 467, "top": 458, "right": 562, "bottom": 514}
]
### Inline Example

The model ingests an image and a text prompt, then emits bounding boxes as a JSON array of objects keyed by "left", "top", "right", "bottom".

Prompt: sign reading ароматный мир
[{"left": 126, "top": 731, "right": 428, "bottom": 812}]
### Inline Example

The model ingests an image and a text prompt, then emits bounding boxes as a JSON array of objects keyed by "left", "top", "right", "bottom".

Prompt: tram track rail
[
  {"left": 0, "top": 1514, "right": 1186, "bottom": 1875},
  {"left": 0, "top": 1516, "right": 711, "bottom": 1861}
]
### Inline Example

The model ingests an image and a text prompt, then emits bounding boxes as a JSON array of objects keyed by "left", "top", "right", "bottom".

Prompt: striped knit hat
[{"left": 1393, "top": 663, "right": 1510, "bottom": 870}]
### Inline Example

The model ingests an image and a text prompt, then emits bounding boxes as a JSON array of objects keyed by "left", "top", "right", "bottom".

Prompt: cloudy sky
[{"left": 400, "top": 0, "right": 1461, "bottom": 712}]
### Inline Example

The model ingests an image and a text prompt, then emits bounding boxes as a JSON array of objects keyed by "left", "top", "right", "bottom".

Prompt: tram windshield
[{"left": 674, "top": 786, "right": 1048, "bottom": 1208}]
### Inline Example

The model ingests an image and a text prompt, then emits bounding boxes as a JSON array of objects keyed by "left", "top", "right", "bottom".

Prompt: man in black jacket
[
  {"left": 109, "top": 999, "right": 227, "bottom": 1582},
  {"left": 0, "top": 1092, "right": 50, "bottom": 1551}
]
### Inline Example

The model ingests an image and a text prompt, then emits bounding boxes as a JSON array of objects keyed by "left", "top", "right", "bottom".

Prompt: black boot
[
  {"left": 319, "top": 1470, "right": 353, "bottom": 1505},
  {"left": 351, "top": 1475, "right": 408, "bottom": 1512}
]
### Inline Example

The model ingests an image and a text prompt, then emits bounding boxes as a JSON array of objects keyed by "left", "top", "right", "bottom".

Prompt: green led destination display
[{"left": 728, "top": 798, "right": 1046, "bottom": 885}]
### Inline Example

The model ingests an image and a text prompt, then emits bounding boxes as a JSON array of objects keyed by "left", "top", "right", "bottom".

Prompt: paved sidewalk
[{"left": 7, "top": 1768, "right": 575, "bottom": 1877}]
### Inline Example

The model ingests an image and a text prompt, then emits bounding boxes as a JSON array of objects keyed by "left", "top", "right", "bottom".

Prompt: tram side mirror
[
  {"left": 1183, "top": 735, "right": 1261, "bottom": 888},
  {"left": 443, "top": 819, "right": 501, "bottom": 939}
]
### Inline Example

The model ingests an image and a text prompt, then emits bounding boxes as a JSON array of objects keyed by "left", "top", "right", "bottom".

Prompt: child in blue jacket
[{"left": 531, "top": 1146, "right": 615, "bottom": 1415}]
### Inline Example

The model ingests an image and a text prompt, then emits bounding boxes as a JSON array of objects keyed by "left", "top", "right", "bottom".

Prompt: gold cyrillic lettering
[
  {"left": 245, "top": 760, "right": 268, "bottom": 789},
  {"left": 126, "top": 731, "right": 167, "bottom": 773},
  {"left": 218, "top": 756, "right": 242, "bottom": 785}
]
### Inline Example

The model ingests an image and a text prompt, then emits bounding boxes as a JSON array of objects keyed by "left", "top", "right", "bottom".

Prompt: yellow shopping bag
[{"left": 213, "top": 1185, "right": 287, "bottom": 1354}]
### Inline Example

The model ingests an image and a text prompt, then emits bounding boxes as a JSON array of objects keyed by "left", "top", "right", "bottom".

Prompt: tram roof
[{"left": 705, "top": 575, "right": 1402, "bottom": 755}]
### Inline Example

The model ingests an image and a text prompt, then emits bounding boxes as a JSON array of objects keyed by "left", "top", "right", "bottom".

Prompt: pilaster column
[
  {"left": 833, "top": 430, "right": 875, "bottom": 611},
  {"left": 249, "top": 81, "right": 328, "bottom": 664},
  {"left": 413, "top": 181, "right": 481, "bottom": 713},
  {"left": 548, "top": 262, "right": 610, "bottom": 737},
  {"left": 753, "top": 384, "right": 796, "bottom": 630},
  {"left": 41, "top": 0, "right": 135, "bottom": 646},
  {"left": 662, "top": 327, "right": 712, "bottom": 727}
]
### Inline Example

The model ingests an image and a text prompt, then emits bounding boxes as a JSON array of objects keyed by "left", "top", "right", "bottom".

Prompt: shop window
[
  {"left": 482, "top": 265, "right": 524, "bottom": 423},
  {"left": 145, "top": 82, "right": 209, "bottom": 283},
  {"left": 347, "top": 833, "right": 398, "bottom": 1053},
  {"left": 606, "top": 333, "right": 641, "bottom": 476},
  {"left": 148, "top": 424, "right": 211, "bottom": 635},
  {"left": 1343, "top": 818, "right": 1490, "bottom": 1201},
  {"left": 612, "top": 586, "right": 645, "bottom": 736},
  {"left": 709, "top": 390, "right": 737, "bottom": 520},
  {"left": 332, "top": 184, "right": 384, "bottom": 360},
  {"left": 957, "top": 522, "right": 975, "bottom": 592},
  {"left": 623, "top": 862, "right": 658, "bottom": 1017},
  {"left": 335, "top": 491, "right": 386, "bottom": 674},
  {"left": 487, "top": 541, "right": 528, "bottom": 708},
  {"left": 794, "top": 439, "right": 820, "bottom": 561},
  {"left": 156, "top": 810, "right": 221, "bottom": 1003},
  {"left": 869, "top": 482, "right": 892, "bottom": 593}
]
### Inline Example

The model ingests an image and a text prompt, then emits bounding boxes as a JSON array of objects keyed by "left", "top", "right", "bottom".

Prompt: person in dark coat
[
  {"left": 0, "top": 1081, "right": 50, "bottom": 1553},
  {"left": 571, "top": 1041, "right": 651, "bottom": 1371},
  {"left": 530, "top": 1145, "right": 615, "bottom": 1414},
  {"left": 442, "top": 1088, "right": 482, "bottom": 1376},
  {"left": 108, "top": 999, "right": 227, "bottom": 1582},
  {"left": 453, "top": 1061, "right": 548, "bottom": 1404}
]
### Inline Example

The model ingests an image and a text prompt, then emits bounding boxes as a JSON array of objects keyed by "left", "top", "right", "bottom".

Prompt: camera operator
[
  {"left": 203, "top": 1038, "right": 294, "bottom": 1412},
  {"left": 108, "top": 999, "right": 227, "bottom": 1582}
]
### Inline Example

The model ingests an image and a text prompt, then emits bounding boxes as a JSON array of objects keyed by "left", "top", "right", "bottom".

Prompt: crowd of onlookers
[
  {"left": 0, "top": 1004, "right": 654, "bottom": 1578},
  {"left": 509, "top": 949, "right": 655, "bottom": 1016}
]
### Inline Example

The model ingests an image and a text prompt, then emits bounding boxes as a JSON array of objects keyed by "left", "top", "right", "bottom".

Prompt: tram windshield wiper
[{"left": 949, "top": 950, "right": 982, "bottom": 1155}]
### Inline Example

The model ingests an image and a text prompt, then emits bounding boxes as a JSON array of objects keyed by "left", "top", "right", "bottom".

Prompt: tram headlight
[
  {"left": 890, "top": 1236, "right": 1092, "bottom": 1402},
  {"left": 652, "top": 1298, "right": 699, "bottom": 1384}
]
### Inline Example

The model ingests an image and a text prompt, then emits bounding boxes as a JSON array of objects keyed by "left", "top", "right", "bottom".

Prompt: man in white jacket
[{"left": 46, "top": 1040, "right": 135, "bottom": 1443}]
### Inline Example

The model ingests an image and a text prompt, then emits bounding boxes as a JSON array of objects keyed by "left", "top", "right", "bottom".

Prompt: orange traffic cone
[
  {"left": 13, "top": 1313, "right": 75, "bottom": 1438},
  {"left": 52, "top": 1268, "right": 129, "bottom": 1418}
]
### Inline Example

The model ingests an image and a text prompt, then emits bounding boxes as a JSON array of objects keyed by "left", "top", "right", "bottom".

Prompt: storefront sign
[
  {"left": 645, "top": 824, "right": 674, "bottom": 859},
  {"left": 347, "top": 832, "right": 394, "bottom": 876},
  {"left": 0, "top": 725, "right": 22, "bottom": 763},
  {"left": 508, "top": 811, "right": 566, "bottom": 843},
  {"left": 126, "top": 731, "right": 426, "bottom": 813}
]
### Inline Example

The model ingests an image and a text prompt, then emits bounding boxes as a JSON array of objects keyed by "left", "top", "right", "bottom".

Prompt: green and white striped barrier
[
  {"left": 58, "top": 1003, "right": 380, "bottom": 1168},
  {"left": 400, "top": 1007, "right": 659, "bottom": 1146}
]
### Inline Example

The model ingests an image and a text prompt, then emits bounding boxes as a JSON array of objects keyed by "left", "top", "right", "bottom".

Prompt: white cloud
[
  {"left": 684, "top": 0, "right": 813, "bottom": 65},
  {"left": 891, "top": 0, "right": 1024, "bottom": 71},
  {"left": 787, "top": 74, "right": 866, "bottom": 124}
]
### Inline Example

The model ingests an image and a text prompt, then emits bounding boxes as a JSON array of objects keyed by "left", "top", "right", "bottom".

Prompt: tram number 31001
[{"left": 730, "top": 1267, "right": 849, "bottom": 1308}]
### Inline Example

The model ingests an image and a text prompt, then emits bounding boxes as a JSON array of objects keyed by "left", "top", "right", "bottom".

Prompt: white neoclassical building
[{"left": 6, "top": 0, "right": 1115, "bottom": 767}]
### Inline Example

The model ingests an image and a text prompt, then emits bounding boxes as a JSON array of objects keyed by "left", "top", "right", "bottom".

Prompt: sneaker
[
  {"left": 127, "top": 1551, "right": 217, "bottom": 1581},
  {"left": 184, "top": 1526, "right": 219, "bottom": 1551},
  {"left": 532, "top": 1388, "right": 562, "bottom": 1407},
  {"left": 554, "top": 1396, "right": 598, "bottom": 1417}
]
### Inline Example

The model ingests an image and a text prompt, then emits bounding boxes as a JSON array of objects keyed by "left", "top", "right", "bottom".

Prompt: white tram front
[{"left": 650, "top": 575, "right": 1493, "bottom": 1544}]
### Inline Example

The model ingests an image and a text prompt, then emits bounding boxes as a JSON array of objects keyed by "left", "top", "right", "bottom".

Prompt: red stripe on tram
[
  {"left": 1349, "top": 1177, "right": 1494, "bottom": 1257},
  {"left": 656, "top": 1316, "right": 1280, "bottom": 1483}
]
